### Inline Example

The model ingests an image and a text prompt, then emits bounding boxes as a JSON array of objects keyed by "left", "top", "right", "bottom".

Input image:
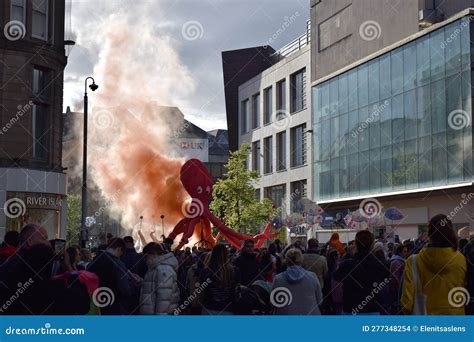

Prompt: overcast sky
[{"left": 63, "top": 0, "right": 310, "bottom": 131}]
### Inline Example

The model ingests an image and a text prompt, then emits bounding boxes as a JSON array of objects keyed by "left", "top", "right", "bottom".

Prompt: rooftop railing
[{"left": 272, "top": 19, "right": 311, "bottom": 59}]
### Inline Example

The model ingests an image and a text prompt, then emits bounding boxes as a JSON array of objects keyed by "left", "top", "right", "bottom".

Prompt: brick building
[{"left": 0, "top": 0, "right": 69, "bottom": 240}]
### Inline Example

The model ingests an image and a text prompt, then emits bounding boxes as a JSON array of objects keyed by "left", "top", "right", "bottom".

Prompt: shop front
[
  {"left": 0, "top": 168, "right": 67, "bottom": 241},
  {"left": 4, "top": 192, "right": 65, "bottom": 239}
]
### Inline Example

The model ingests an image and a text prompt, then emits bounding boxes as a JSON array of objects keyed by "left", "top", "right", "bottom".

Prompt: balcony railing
[{"left": 272, "top": 20, "right": 311, "bottom": 59}]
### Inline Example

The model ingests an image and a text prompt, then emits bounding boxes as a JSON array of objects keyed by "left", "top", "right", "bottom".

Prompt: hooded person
[
  {"left": 121, "top": 236, "right": 147, "bottom": 278},
  {"left": 234, "top": 239, "right": 259, "bottom": 286},
  {"left": 373, "top": 241, "right": 388, "bottom": 260},
  {"left": 2, "top": 244, "right": 91, "bottom": 315},
  {"left": 0, "top": 224, "right": 51, "bottom": 298},
  {"left": 139, "top": 242, "right": 179, "bottom": 315},
  {"left": 271, "top": 248, "right": 322, "bottom": 315},
  {"left": 302, "top": 238, "right": 328, "bottom": 288},
  {"left": 87, "top": 238, "right": 134, "bottom": 315},
  {"left": 402, "top": 214, "right": 467, "bottom": 315},
  {"left": 333, "top": 230, "right": 389, "bottom": 315}
]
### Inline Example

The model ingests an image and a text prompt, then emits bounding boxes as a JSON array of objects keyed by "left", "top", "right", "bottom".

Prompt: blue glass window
[{"left": 312, "top": 17, "right": 473, "bottom": 201}]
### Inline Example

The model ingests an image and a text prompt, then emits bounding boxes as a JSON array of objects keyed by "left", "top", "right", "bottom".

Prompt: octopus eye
[
  {"left": 197, "top": 186, "right": 203, "bottom": 194},
  {"left": 205, "top": 186, "right": 211, "bottom": 194}
]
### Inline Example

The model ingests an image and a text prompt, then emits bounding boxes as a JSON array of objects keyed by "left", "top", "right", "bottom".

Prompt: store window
[{"left": 4, "top": 192, "right": 64, "bottom": 239}]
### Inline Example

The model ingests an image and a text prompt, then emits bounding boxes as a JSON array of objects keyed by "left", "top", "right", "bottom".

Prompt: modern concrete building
[
  {"left": 207, "top": 129, "right": 229, "bottom": 181},
  {"left": 0, "top": 0, "right": 69, "bottom": 241},
  {"left": 176, "top": 118, "right": 230, "bottom": 180},
  {"left": 222, "top": 47, "right": 278, "bottom": 152},
  {"left": 311, "top": 4, "right": 474, "bottom": 240},
  {"left": 310, "top": 0, "right": 474, "bottom": 82},
  {"left": 223, "top": 23, "right": 312, "bottom": 217}
]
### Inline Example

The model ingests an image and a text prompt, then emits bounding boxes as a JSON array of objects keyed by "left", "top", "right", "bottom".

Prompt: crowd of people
[{"left": 0, "top": 213, "right": 472, "bottom": 315}]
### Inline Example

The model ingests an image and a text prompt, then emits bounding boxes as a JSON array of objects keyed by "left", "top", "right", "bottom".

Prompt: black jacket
[
  {"left": 333, "top": 251, "right": 389, "bottom": 314},
  {"left": 0, "top": 246, "right": 89, "bottom": 315},
  {"left": 121, "top": 248, "right": 146, "bottom": 278},
  {"left": 234, "top": 252, "right": 259, "bottom": 286},
  {"left": 88, "top": 250, "right": 132, "bottom": 315},
  {"left": 201, "top": 266, "right": 240, "bottom": 312}
]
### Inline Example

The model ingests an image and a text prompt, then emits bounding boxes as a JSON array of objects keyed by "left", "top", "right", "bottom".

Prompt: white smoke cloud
[{"left": 66, "top": 1, "right": 197, "bottom": 237}]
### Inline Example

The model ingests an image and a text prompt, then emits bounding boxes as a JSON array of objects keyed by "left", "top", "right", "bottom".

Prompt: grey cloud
[{"left": 64, "top": 0, "right": 309, "bottom": 130}]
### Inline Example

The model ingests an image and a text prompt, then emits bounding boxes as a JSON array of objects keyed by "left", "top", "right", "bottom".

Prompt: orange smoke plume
[{"left": 77, "top": 12, "right": 196, "bottom": 237}]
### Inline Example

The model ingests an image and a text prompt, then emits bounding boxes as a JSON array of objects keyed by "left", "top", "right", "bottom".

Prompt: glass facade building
[{"left": 313, "top": 17, "right": 473, "bottom": 201}]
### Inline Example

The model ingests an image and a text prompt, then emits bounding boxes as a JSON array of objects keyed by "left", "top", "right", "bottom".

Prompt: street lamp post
[
  {"left": 80, "top": 77, "right": 98, "bottom": 248},
  {"left": 160, "top": 215, "right": 165, "bottom": 238}
]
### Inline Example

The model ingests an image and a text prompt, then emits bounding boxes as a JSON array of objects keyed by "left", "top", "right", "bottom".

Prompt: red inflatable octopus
[{"left": 167, "top": 159, "right": 278, "bottom": 250}]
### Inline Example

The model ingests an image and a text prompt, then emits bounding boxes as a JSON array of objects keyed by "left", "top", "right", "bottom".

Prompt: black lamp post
[
  {"left": 80, "top": 77, "right": 98, "bottom": 248},
  {"left": 160, "top": 215, "right": 165, "bottom": 238}
]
